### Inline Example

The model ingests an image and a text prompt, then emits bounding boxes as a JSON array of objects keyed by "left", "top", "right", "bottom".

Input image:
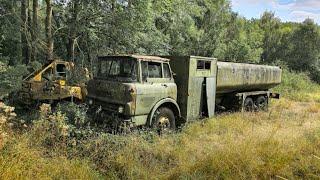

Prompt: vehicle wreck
[{"left": 86, "top": 55, "right": 282, "bottom": 131}]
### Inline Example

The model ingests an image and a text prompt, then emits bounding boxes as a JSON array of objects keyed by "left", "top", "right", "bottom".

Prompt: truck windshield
[{"left": 97, "top": 58, "right": 137, "bottom": 82}]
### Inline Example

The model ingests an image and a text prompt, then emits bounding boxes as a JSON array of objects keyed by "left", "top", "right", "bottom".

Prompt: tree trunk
[
  {"left": 27, "top": 1, "right": 32, "bottom": 61},
  {"left": 20, "top": 0, "right": 30, "bottom": 65},
  {"left": 31, "top": 0, "right": 39, "bottom": 62},
  {"left": 67, "top": 0, "right": 79, "bottom": 62},
  {"left": 45, "top": 0, "right": 53, "bottom": 61}
]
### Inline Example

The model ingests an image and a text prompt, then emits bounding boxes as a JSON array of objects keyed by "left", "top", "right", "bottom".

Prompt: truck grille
[{"left": 92, "top": 99, "right": 119, "bottom": 112}]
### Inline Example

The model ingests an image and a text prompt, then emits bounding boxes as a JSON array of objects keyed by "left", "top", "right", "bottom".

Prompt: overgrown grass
[
  {"left": 71, "top": 100, "right": 320, "bottom": 179},
  {"left": 0, "top": 138, "right": 101, "bottom": 180},
  {"left": 274, "top": 69, "right": 320, "bottom": 102},
  {"left": 0, "top": 69, "right": 320, "bottom": 179},
  {"left": 2, "top": 98, "right": 320, "bottom": 179}
]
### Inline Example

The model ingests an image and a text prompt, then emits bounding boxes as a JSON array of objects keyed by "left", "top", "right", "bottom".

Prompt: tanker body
[
  {"left": 216, "top": 62, "right": 282, "bottom": 94},
  {"left": 214, "top": 61, "right": 282, "bottom": 111}
]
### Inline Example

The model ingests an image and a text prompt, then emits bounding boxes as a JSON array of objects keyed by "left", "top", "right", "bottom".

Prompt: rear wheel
[
  {"left": 152, "top": 107, "right": 176, "bottom": 135},
  {"left": 255, "top": 96, "right": 268, "bottom": 111},
  {"left": 244, "top": 97, "right": 254, "bottom": 112}
]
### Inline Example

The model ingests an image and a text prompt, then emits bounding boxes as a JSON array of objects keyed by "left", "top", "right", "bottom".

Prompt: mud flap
[{"left": 206, "top": 77, "right": 216, "bottom": 118}]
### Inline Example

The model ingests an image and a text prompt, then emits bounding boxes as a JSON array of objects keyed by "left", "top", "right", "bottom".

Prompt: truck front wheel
[{"left": 152, "top": 107, "right": 176, "bottom": 134}]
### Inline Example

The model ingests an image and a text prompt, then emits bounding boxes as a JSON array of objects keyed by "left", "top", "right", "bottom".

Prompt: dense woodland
[{"left": 0, "top": 0, "right": 320, "bottom": 87}]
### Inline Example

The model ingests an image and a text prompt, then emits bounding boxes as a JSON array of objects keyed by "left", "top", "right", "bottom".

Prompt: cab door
[
  {"left": 134, "top": 61, "right": 177, "bottom": 116},
  {"left": 162, "top": 62, "right": 176, "bottom": 98}
]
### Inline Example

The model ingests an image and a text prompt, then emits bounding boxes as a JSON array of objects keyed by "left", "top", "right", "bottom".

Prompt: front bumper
[
  {"left": 88, "top": 104, "right": 134, "bottom": 131},
  {"left": 86, "top": 96, "right": 133, "bottom": 115}
]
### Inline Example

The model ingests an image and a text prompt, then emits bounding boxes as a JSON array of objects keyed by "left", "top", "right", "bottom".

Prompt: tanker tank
[{"left": 216, "top": 61, "right": 282, "bottom": 94}]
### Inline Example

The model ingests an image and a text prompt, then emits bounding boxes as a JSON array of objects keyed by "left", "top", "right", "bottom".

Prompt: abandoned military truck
[{"left": 86, "top": 55, "right": 281, "bottom": 130}]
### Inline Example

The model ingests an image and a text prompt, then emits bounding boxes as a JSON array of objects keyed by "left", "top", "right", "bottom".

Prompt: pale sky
[{"left": 231, "top": 0, "right": 320, "bottom": 24}]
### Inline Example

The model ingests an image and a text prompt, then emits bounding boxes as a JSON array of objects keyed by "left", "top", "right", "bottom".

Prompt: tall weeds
[
  {"left": 274, "top": 69, "right": 320, "bottom": 102},
  {"left": 0, "top": 69, "right": 320, "bottom": 179}
]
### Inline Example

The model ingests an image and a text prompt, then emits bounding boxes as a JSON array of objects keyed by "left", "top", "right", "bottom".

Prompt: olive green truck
[{"left": 86, "top": 55, "right": 282, "bottom": 130}]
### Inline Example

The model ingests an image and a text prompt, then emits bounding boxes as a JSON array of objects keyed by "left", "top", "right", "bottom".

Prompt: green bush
[
  {"left": 29, "top": 103, "right": 98, "bottom": 151},
  {"left": 273, "top": 69, "right": 320, "bottom": 101},
  {"left": 0, "top": 59, "right": 28, "bottom": 97},
  {"left": 56, "top": 102, "right": 89, "bottom": 127}
]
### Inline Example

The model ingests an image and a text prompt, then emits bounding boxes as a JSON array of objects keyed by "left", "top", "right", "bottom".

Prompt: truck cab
[{"left": 86, "top": 55, "right": 180, "bottom": 130}]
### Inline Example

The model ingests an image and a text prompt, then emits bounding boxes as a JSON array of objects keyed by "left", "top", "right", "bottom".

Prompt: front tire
[{"left": 152, "top": 107, "right": 176, "bottom": 135}]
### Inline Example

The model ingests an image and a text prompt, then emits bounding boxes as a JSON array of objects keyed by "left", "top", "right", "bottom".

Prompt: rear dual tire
[
  {"left": 244, "top": 97, "right": 254, "bottom": 111},
  {"left": 255, "top": 96, "right": 268, "bottom": 111},
  {"left": 244, "top": 96, "right": 268, "bottom": 112}
]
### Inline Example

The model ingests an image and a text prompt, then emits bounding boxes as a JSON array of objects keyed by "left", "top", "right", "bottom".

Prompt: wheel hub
[{"left": 159, "top": 116, "right": 170, "bottom": 128}]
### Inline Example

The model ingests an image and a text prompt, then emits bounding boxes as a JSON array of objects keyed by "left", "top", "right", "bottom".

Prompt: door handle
[{"left": 161, "top": 84, "right": 168, "bottom": 88}]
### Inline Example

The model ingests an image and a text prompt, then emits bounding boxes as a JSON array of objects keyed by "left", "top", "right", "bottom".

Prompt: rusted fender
[{"left": 147, "top": 98, "right": 181, "bottom": 126}]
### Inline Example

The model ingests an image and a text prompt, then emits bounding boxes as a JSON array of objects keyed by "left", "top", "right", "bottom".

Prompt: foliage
[
  {"left": 0, "top": 0, "right": 319, "bottom": 81},
  {"left": 0, "top": 0, "right": 21, "bottom": 64},
  {"left": 215, "top": 17, "right": 264, "bottom": 63},
  {"left": 0, "top": 59, "right": 28, "bottom": 97},
  {"left": 288, "top": 19, "right": 320, "bottom": 83},
  {"left": 1, "top": 93, "right": 320, "bottom": 179},
  {"left": 67, "top": 65, "right": 91, "bottom": 85},
  {"left": 274, "top": 69, "right": 320, "bottom": 102},
  {"left": 0, "top": 68, "right": 319, "bottom": 179},
  {"left": 0, "top": 102, "right": 16, "bottom": 149},
  {"left": 259, "top": 12, "right": 283, "bottom": 63},
  {"left": 31, "top": 108, "right": 70, "bottom": 148},
  {"left": 56, "top": 102, "right": 89, "bottom": 127}
]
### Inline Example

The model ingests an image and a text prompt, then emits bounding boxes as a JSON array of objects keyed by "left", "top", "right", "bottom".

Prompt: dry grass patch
[
  {"left": 0, "top": 137, "right": 101, "bottom": 180},
  {"left": 307, "top": 103, "right": 320, "bottom": 113},
  {"left": 0, "top": 94, "right": 320, "bottom": 179},
  {"left": 78, "top": 98, "right": 320, "bottom": 179}
]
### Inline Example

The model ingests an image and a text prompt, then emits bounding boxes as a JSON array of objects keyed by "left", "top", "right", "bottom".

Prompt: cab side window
[
  {"left": 56, "top": 64, "right": 67, "bottom": 78},
  {"left": 163, "top": 63, "right": 171, "bottom": 78},
  {"left": 197, "top": 60, "right": 211, "bottom": 70},
  {"left": 148, "top": 62, "right": 162, "bottom": 78},
  {"left": 141, "top": 61, "right": 163, "bottom": 82}
]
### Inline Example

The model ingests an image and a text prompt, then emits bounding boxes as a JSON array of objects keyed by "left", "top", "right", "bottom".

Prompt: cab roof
[{"left": 98, "top": 55, "right": 170, "bottom": 62}]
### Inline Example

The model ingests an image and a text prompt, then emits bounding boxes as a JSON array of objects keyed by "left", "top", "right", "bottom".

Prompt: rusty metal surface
[
  {"left": 98, "top": 55, "right": 170, "bottom": 62},
  {"left": 19, "top": 60, "right": 86, "bottom": 104},
  {"left": 87, "top": 80, "right": 137, "bottom": 115},
  {"left": 88, "top": 56, "right": 177, "bottom": 126}
]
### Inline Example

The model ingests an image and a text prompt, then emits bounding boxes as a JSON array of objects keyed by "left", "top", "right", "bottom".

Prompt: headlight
[
  {"left": 88, "top": 99, "right": 93, "bottom": 105},
  {"left": 118, "top": 106, "right": 124, "bottom": 113}
]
